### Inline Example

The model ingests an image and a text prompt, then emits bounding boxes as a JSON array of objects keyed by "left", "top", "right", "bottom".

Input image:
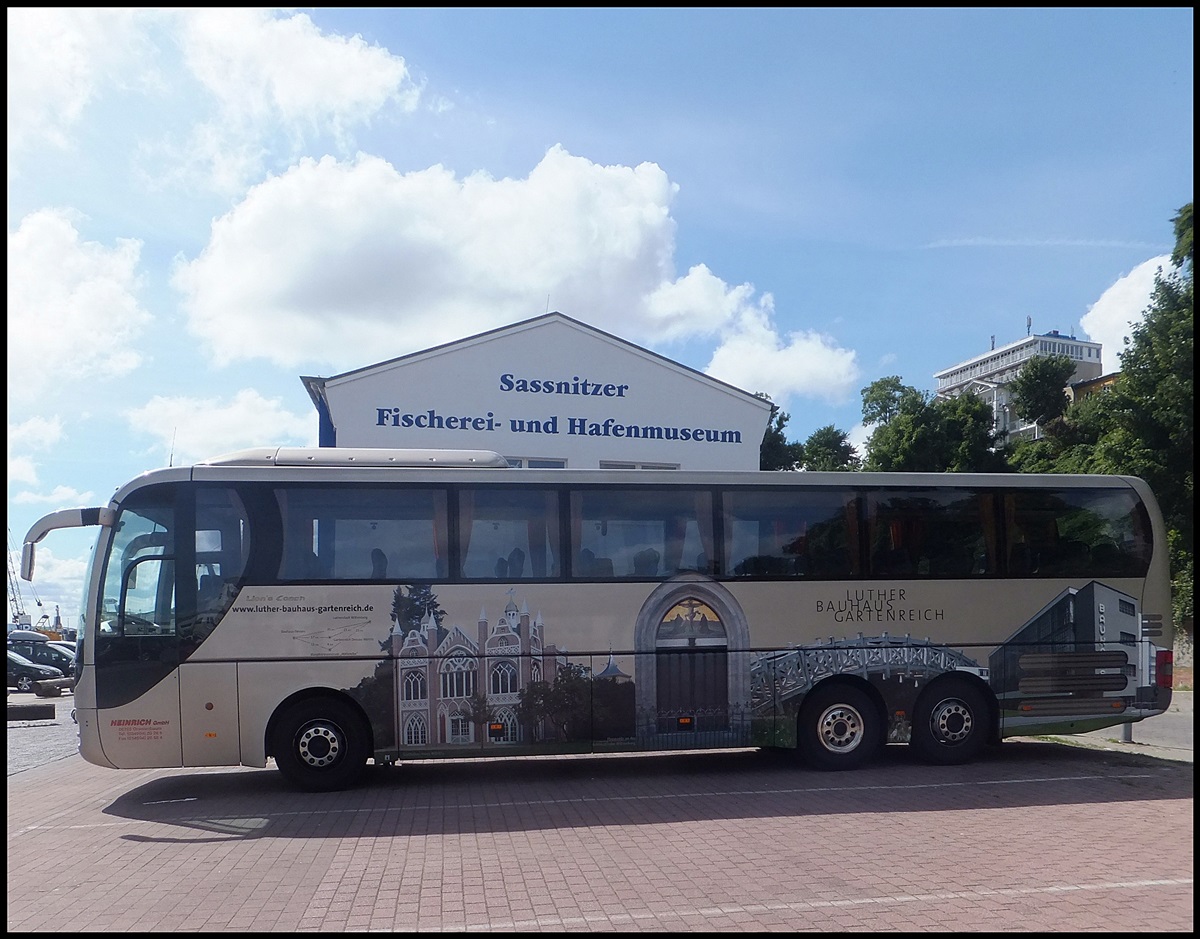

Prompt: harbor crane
[{"left": 8, "top": 529, "right": 46, "bottom": 630}]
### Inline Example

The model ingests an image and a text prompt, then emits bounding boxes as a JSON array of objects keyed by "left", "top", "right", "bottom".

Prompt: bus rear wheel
[
  {"left": 797, "top": 683, "right": 883, "bottom": 771},
  {"left": 272, "top": 697, "right": 369, "bottom": 792},
  {"left": 910, "top": 677, "right": 990, "bottom": 765}
]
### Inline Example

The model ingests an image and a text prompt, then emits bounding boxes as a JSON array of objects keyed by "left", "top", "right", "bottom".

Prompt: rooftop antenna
[
  {"left": 1026, "top": 315, "right": 1032, "bottom": 337},
  {"left": 169, "top": 427, "right": 177, "bottom": 467},
  {"left": 545, "top": 294, "right": 551, "bottom": 313},
  {"left": 990, "top": 335, "right": 995, "bottom": 350}
]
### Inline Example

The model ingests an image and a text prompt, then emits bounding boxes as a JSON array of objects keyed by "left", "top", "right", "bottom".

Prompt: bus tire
[
  {"left": 910, "top": 677, "right": 990, "bottom": 766},
  {"left": 796, "top": 683, "right": 883, "bottom": 771},
  {"left": 272, "top": 697, "right": 370, "bottom": 792}
]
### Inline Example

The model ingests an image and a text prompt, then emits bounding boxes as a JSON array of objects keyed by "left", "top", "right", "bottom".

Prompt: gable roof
[{"left": 301, "top": 311, "right": 771, "bottom": 414}]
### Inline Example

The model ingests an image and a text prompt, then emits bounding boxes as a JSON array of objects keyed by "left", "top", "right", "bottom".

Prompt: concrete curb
[{"left": 7, "top": 702, "right": 57, "bottom": 721}]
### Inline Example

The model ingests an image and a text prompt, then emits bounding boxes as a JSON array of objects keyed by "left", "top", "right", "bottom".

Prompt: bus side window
[
  {"left": 197, "top": 572, "right": 222, "bottom": 609},
  {"left": 570, "top": 488, "right": 708, "bottom": 580},
  {"left": 1009, "top": 542, "right": 1037, "bottom": 576},
  {"left": 632, "top": 547, "right": 660, "bottom": 576},
  {"left": 459, "top": 488, "right": 559, "bottom": 579},
  {"left": 1043, "top": 539, "right": 1089, "bottom": 577},
  {"left": 274, "top": 485, "right": 449, "bottom": 581},
  {"left": 1089, "top": 540, "right": 1127, "bottom": 576}
]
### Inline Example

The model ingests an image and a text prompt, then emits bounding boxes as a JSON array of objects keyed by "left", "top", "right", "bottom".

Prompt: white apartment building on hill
[{"left": 934, "top": 327, "right": 1104, "bottom": 444}]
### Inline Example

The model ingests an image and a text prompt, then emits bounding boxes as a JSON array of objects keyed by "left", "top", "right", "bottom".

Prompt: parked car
[
  {"left": 8, "top": 629, "right": 71, "bottom": 649},
  {"left": 7, "top": 635, "right": 75, "bottom": 675},
  {"left": 47, "top": 640, "right": 78, "bottom": 658},
  {"left": 7, "top": 650, "right": 64, "bottom": 693}
]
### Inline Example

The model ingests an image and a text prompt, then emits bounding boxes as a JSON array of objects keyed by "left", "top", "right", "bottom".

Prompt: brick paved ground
[{"left": 6, "top": 740, "right": 1193, "bottom": 932}]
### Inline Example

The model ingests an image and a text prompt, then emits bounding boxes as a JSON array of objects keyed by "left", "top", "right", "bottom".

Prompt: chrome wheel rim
[
  {"left": 295, "top": 722, "right": 343, "bottom": 768},
  {"left": 815, "top": 703, "right": 866, "bottom": 754},
  {"left": 929, "top": 699, "right": 973, "bottom": 745}
]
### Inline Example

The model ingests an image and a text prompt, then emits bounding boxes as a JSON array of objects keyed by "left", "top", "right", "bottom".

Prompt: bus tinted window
[
  {"left": 103, "top": 490, "right": 176, "bottom": 635},
  {"left": 195, "top": 487, "right": 249, "bottom": 608},
  {"left": 276, "top": 486, "right": 449, "bottom": 581},
  {"left": 570, "top": 488, "right": 713, "bottom": 578},
  {"left": 1004, "top": 487, "right": 1151, "bottom": 577},
  {"left": 722, "top": 488, "right": 857, "bottom": 578},
  {"left": 458, "top": 487, "right": 562, "bottom": 579},
  {"left": 865, "top": 489, "right": 996, "bottom": 578}
]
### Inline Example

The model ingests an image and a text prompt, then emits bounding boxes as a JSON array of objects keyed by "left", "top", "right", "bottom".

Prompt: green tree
[
  {"left": 1093, "top": 202, "right": 1193, "bottom": 631},
  {"left": 1171, "top": 201, "right": 1192, "bottom": 271},
  {"left": 1007, "top": 390, "right": 1114, "bottom": 473},
  {"left": 935, "top": 392, "right": 1009, "bottom": 472},
  {"left": 1008, "top": 353, "right": 1076, "bottom": 427},
  {"left": 862, "top": 378, "right": 1005, "bottom": 472},
  {"left": 757, "top": 394, "right": 804, "bottom": 471},
  {"left": 860, "top": 376, "right": 924, "bottom": 428},
  {"left": 861, "top": 380, "right": 936, "bottom": 470},
  {"left": 1005, "top": 436, "right": 1061, "bottom": 474},
  {"left": 801, "top": 424, "right": 860, "bottom": 471}
]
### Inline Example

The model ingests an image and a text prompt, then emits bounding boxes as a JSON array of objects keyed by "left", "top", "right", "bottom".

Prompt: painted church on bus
[{"left": 388, "top": 587, "right": 574, "bottom": 749}]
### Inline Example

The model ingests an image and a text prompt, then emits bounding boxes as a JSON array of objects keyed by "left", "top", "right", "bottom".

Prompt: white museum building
[{"left": 301, "top": 312, "right": 774, "bottom": 471}]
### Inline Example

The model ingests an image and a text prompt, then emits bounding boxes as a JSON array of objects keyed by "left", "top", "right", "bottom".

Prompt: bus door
[
  {"left": 178, "top": 486, "right": 249, "bottom": 766},
  {"left": 94, "top": 504, "right": 185, "bottom": 769}
]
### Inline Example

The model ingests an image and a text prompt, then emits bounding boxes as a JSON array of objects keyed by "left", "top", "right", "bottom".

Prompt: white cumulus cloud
[
  {"left": 167, "top": 9, "right": 419, "bottom": 193},
  {"left": 171, "top": 147, "right": 684, "bottom": 366},
  {"left": 180, "top": 9, "right": 418, "bottom": 134},
  {"left": 1079, "top": 255, "right": 1169, "bottom": 372},
  {"left": 705, "top": 307, "right": 861, "bottom": 407},
  {"left": 6, "top": 8, "right": 151, "bottom": 161},
  {"left": 7, "top": 208, "right": 150, "bottom": 404},
  {"left": 171, "top": 143, "right": 856, "bottom": 412},
  {"left": 125, "top": 388, "right": 317, "bottom": 466}
]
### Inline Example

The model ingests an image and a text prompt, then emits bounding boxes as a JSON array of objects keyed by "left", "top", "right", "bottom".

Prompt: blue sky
[{"left": 7, "top": 8, "right": 1194, "bottom": 626}]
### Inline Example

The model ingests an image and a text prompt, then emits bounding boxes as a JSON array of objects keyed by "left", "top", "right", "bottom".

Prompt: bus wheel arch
[
  {"left": 796, "top": 677, "right": 886, "bottom": 771},
  {"left": 267, "top": 690, "right": 373, "bottom": 792},
  {"left": 910, "top": 673, "right": 996, "bottom": 766}
]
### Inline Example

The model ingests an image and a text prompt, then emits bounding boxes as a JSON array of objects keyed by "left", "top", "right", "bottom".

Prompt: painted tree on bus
[
  {"left": 465, "top": 690, "right": 494, "bottom": 749},
  {"left": 591, "top": 674, "right": 636, "bottom": 739},
  {"left": 516, "top": 662, "right": 593, "bottom": 742},
  {"left": 392, "top": 583, "right": 446, "bottom": 633}
]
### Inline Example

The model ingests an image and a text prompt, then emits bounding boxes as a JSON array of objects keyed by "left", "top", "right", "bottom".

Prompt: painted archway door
[
  {"left": 654, "top": 598, "right": 729, "bottom": 733},
  {"left": 634, "top": 574, "right": 752, "bottom": 746}
]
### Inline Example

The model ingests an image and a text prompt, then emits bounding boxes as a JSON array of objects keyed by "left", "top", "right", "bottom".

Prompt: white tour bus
[{"left": 22, "top": 447, "right": 1175, "bottom": 791}]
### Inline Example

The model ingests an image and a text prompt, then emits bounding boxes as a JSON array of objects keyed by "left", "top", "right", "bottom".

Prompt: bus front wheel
[
  {"left": 797, "top": 683, "right": 883, "bottom": 771},
  {"left": 272, "top": 697, "right": 369, "bottom": 792},
  {"left": 910, "top": 677, "right": 990, "bottom": 765}
]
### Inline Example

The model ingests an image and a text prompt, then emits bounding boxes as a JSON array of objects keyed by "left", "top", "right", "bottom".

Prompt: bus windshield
[{"left": 100, "top": 488, "right": 175, "bottom": 636}]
